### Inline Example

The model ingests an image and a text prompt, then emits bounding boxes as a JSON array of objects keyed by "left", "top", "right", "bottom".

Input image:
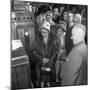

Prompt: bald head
[{"left": 71, "top": 24, "right": 86, "bottom": 45}]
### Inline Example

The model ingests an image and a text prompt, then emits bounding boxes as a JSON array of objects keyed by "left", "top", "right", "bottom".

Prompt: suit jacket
[
  {"left": 65, "top": 25, "right": 74, "bottom": 55},
  {"left": 61, "top": 41, "right": 87, "bottom": 86}
]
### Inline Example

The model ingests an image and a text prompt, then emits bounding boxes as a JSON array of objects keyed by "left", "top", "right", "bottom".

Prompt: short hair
[
  {"left": 72, "top": 24, "right": 86, "bottom": 35},
  {"left": 73, "top": 13, "right": 82, "bottom": 23},
  {"left": 68, "top": 12, "right": 74, "bottom": 18}
]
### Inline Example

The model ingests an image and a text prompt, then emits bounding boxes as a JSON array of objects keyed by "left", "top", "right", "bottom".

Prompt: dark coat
[
  {"left": 53, "top": 15, "right": 61, "bottom": 24},
  {"left": 33, "top": 32, "right": 59, "bottom": 67},
  {"left": 65, "top": 24, "right": 74, "bottom": 55},
  {"left": 61, "top": 41, "right": 87, "bottom": 86},
  {"left": 32, "top": 32, "right": 59, "bottom": 82}
]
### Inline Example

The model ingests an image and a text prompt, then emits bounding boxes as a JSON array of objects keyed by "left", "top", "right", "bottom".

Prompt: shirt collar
[{"left": 74, "top": 41, "right": 85, "bottom": 47}]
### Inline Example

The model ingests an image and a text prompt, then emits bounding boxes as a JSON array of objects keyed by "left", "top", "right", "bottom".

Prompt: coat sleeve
[
  {"left": 49, "top": 40, "right": 59, "bottom": 65},
  {"left": 30, "top": 41, "right": 43, "bottom": 62},
  {"left": 61, "top": 49, "right": 83, "bottom": 86}
]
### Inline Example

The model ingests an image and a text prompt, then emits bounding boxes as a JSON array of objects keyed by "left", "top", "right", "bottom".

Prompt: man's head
[
  {"left": 73, "top": 13, "right": 82, "bottom": 25},
  {"left": 53, "top": 8, "right": 59, "bottom": 16},
  {"left": 63, "top": 11, "right": 68, "bottom": 21},
  {"left": 71, "top": 24, "right": 86, "bottom": 45},
  {"left": 59, "top": 6, "right": 64, "bottom": 13},
  {"left": 68, "top": 12, "right": 74, "bottom": 23}
]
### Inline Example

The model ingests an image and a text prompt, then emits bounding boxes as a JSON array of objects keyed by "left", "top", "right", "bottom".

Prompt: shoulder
[
  {"left": 75, "top": 43, "right": 87, "bottom": 57},
  {"left": 68, "top": 47, "right": 79, "bottom": 57},
  {"left": 77, "top": 43, "right": 87, "bottom": 51},
  {"left": 68, "top": 43, "right": 87, "bottom": 61},
  {"left": 67, "top": 47, "right": 81, "bottom": 62}
]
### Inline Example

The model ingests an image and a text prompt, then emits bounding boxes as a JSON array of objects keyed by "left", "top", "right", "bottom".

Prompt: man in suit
[
  {"left": 61, "top": 24, "right": 87, "bottom": 86},
  {"left": 65, "top": 12, "right": 74, "bottom": 56},
  {"left": 52, "top": 6, "right": 61, "bottom": 24}
]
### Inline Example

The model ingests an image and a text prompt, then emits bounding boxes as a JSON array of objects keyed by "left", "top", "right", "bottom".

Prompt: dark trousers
[{"left": 30, "top": 60, "right": 41, "bottom": 88}]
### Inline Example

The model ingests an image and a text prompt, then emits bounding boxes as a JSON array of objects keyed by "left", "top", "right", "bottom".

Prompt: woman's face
[
  {"left": 41, "top": 29, "right": 49, "bottom": 38},
  {"left": 57, "top": 28, "right": 63, "bottom": 38},
  {"left": 68, "top": 13, "right": 73, "bottom": 23},
  {"left": 45, "top": 15, "right": 52, "bottom": 23},
  {"left": 63, "top": 12, "right": 68, "bottom": 21}
]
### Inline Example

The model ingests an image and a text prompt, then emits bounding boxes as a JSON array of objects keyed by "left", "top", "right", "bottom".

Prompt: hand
[{"left": 43, "top": 58, "right": 49, "bottom": 64}]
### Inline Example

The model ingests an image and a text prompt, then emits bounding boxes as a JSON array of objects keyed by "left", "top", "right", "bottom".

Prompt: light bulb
[{"left": 25, "top": 32, "right": 28, "bottom": 36}]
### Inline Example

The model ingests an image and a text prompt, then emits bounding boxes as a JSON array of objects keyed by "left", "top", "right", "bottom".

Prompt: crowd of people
[{"left": 28, "top": 4, "right": 87, "bottom": 88}]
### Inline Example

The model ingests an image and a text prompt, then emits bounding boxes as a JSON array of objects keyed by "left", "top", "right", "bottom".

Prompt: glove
[{"left": 42, "top": 58, "right": 49, "bottom": 64}]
